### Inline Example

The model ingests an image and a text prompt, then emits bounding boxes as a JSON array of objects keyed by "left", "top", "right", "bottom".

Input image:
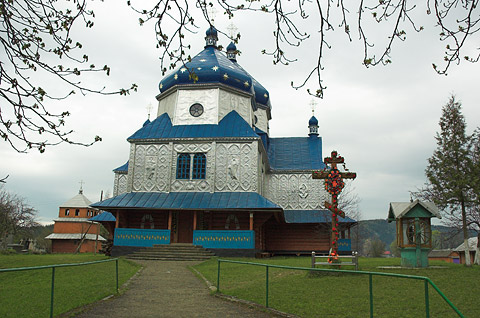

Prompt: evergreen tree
[{"left": 422, "top": 96, "right": 475, "bottom": 266}]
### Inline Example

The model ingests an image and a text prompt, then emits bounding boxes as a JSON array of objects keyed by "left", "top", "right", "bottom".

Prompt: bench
[{"left": 311, "top": 251, "right": 359, "bottom": 271}]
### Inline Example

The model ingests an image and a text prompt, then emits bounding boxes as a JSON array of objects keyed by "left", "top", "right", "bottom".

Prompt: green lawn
[
  {"left": 0, "top": 254, "right": 141, "bottom": 318},
  {"left": 193, "top": 257, "right": 479, "bottom": 318}
]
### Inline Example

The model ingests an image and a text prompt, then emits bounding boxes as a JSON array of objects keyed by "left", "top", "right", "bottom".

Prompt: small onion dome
[
  {"left": 143, "top": 119, "right": 151, "bottom": 127},
  {"left": 227, "top": 42, "right": 237, "bottom": 61},
  {"left": 205, "top": 26, "right": 218, "bottom": 48},
  {"left": 308, "top": 115, "right": 319, "bottom": 136}
]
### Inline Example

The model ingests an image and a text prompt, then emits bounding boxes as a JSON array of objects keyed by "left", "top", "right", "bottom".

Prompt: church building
[
  {"left": 46, "top": 188, "right": 106, "bottom": 253},
  {"left": 91, "top": 27, "right": 356, "bottom": 256}
]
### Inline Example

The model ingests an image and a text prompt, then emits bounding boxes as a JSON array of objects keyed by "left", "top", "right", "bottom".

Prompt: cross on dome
[
  {"left": 227, "top": 22, "right": 238, "bottom": 40},
  {"left": 79, "top": 180, "right": 84, "bottom": 194},
  {"left": 309, "top": 99, "right": 317, "bottom": 116},
  {"left": 207, "top": 7, "right": 217, "bottom": 23},
  {"left": 146, "top": 103, "right": 153, "bottom": 120}
]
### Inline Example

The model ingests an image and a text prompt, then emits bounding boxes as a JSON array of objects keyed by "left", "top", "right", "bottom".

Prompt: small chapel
[
  {"left": 46, "top": 188, "right": 106, "bottom": 253},
  {"left": 91, "top": 27, "right": 356, "bottom": 256}
]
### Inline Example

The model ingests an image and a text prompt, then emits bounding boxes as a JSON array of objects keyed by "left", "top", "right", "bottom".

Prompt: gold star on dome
[
  {"left": 197, "top": 67, "right": 202, "bottom": 70},
  {"left": 199, "top": 59, "right": 207, "bottom": 62},
  {"left": 244, "top": 81, "right": 250, "bottom": 87},
  {"left": 223, "top": 73, "right": 229, "bottom": 80},
  {"left": 264, "top": 93, "right": 268, "bottom": 98},
  {"left": 159, "top": 83, "right": 163, "bottom": 89},
  {"left": 174, "top": 74, "right": 178, "bottom": 80},
  {"left": 212, "top": 66, "right": 219, "bottom": 71},
  {"left": 180, "top": 68, "right": 187, "bottom": 73}
]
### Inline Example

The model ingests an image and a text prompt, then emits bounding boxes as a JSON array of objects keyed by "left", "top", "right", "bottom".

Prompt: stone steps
[{"left": 126, "top": 244, "right": 215, "bottom": 261}]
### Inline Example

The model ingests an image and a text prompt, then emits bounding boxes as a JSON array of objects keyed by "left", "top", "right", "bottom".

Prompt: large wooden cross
[{"left": 312, "top": 151, "right": 356, "bottom": 263}]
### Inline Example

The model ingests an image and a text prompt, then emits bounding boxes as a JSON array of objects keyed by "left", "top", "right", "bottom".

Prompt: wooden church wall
[
  {"left": 206, "top": 211, "right": 250, "bottom": 230},
  {"left": 265, "top": 220, "right": 330, "bottom": 252},
  {"left": 125, "top": 211, "right": 169, "bottom": 229}
]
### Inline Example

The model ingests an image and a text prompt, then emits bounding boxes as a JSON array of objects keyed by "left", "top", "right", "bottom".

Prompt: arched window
[
  {"left": 192, "top": 154, "right": 206, "bottom": 179},
  {"left": 176, "top": 153, "right": 191, "bottom": 179}
]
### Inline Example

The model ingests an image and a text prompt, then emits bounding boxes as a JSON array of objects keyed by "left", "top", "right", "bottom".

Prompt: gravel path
[{"left": 73, "top": 260, "right": 275, "bottom": 318}]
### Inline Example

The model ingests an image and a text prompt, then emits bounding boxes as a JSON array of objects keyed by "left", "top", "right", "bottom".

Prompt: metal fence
[
  {"left": 216, "top": 259, "right": 464, "bottom": 318},
  {"left": 0, "top": 258, "right": 119, "bottom": 318}
]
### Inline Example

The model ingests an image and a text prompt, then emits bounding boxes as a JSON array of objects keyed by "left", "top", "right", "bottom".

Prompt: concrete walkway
[{"left": 73, "top": 260, "right": 275, "bottom": 318}]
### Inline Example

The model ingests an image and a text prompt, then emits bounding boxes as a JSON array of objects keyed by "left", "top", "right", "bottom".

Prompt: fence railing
[
  {"left": 216, "top": 259, "right": 464, "bottom": 318},
  {"left": 0, "top": 258, "right": 119, "bottom": 318}
]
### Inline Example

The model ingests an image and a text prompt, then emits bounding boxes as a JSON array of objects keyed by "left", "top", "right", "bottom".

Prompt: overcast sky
[{"left": 1, "top": 1, "right": 479, "bottom": 225}]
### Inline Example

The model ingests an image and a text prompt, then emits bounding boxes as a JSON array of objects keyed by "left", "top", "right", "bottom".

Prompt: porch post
[
  {"left": 115, "top": 210, "right": 120, "bottom": 228},
  {"left": 168, "top": 211, "right": 172, "bottom": 230},
  {"left": 193, "top": 211, "right": 197, "bottom": 230},
  {"left": 348, "top": 227, "right": 351, "bottom": 239},
  {"left": 249, "top": 212, "right": 254, "bottom": 231}
]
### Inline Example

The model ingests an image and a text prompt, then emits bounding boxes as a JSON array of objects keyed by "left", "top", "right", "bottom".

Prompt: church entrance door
[{"left": 177, "top": 211, "right": 193, "bottom": 243}]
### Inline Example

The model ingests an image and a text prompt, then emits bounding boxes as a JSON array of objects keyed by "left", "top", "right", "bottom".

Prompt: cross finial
[
  {"left": 207, "top": 7, "right": 217, "bottom": 24},
  {"left": 79, "top": 180, "right": 84, "bottom": 194},
  {"left": 146, "top": 103, "right": 153, "bottom": 120},
  {"left": 309, "top": 99, "right": 317, "bottom": 116},
  {"left": 227, "top": 22, "right": 238, "bottom": 40}
]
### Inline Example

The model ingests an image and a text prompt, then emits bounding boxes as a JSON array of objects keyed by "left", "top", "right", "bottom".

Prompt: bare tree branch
[{"left": 1, "top": 0, "right": 137, "bottom": 153}]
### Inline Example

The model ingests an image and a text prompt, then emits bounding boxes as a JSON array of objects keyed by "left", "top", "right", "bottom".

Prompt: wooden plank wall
[
  {"left": 265, "top": 219, "right": 330, "bottom": 252},
  {"left": 205, "top": 211, "right": 250, "bottom": 230},
  {"left": 125, "top": 211, "right": 169, "bottom": 229}
]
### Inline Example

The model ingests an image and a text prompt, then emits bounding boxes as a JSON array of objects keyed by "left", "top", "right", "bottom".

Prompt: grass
[
  {"left": 0, "top": 253, "right": 141, "bottom": 318},
  {"left": 193, "top": 257, "right": 479, "bottom": 318}
]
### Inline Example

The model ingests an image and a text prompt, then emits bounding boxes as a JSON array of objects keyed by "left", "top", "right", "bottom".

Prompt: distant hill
[{"left": 351, "top": 219, "right": 475, "bottom": 254}]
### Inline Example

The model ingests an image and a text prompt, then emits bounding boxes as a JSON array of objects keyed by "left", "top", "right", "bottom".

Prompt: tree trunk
[{"left": 461, "top": 201, "right": 472, "bottom": 266}]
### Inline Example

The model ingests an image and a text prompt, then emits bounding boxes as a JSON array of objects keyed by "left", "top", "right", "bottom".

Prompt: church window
[
  {"left": 65, "top": 209, "right": 70, "bottom": 216},
  {"left": 176, "top": 153, "right": 191, "bottom": 179},
  {"left": 189, "top": 103, "right": 204, "bottom": 117},
  {"left": 75, "top": 209, "right": 80, "bottom": 216},
  {"left": 192, "top": 154, "right": 206, "bottom": 179},
  {"left": 176, "top": 153, "right": 207, "bottom": 180}
]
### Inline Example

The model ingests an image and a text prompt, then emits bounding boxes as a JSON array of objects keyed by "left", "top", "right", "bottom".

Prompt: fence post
[
  {"left": 425, "top": 280, "right": 430, "bottom": 318},
  {"left": 369, "top": 273, "right": 373, "bottom": 318},
  {"left": 266, "top": 265, "right": 269, "bottom": 308},
  {"left": 311, "top": 251, "right": 315, "bottom": 268},
  {"left": 50, "top": 267, "right": 55, "bottom": 318},
  {"left": 217, "top": 260, "right": 220, "bottom": 293},
  {"left": 115, "top": 258, "right": 119, "bottom": 292}
]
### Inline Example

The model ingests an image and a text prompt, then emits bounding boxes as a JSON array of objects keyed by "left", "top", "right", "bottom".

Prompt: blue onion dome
[
  {"left": 205, "top": 26, "right": 218, "bottom": 47},
  {"left": 309, "top": 115, "right": 318, "bottom": 126},
  {"left": 227, "top": 41, "right": 237, "bottom": 51},
  {"left": 158, "top": 33, "right": 271, "bottom": 110},
  {"left": 226, "top": 42, "right": 237, "bottom": 61},
  {"left": 206, "top": 26, "right": 218, "bottom": 37}
]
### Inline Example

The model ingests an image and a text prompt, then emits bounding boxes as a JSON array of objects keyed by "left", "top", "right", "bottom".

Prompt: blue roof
[
  {"left": 88, "top": 211, "right": 116, "bottom": 222},
  {"left": 91, "top": 192, "right": 282, "bottom": 211},
  {"left": 128, "top": 110, "right": 258, "bottom": 141},
  {"left": 283, "top": 210, "right": 357, "bottom": 223},
  {"left": 113, "top": 161, "right": 128, "bottom": 172},
  {"left": 159, "top": 46, "right": 271, "bottom": 108},
  {"left": 267, "top": 137, "right": 325, "bottom": 171}
]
